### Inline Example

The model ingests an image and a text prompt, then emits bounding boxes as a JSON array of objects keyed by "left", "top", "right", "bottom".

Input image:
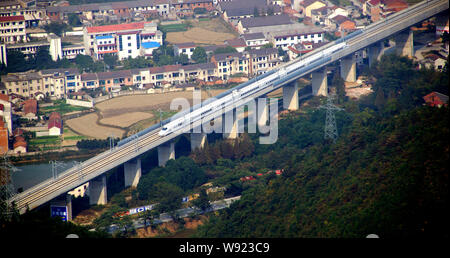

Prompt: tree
[
  {"left": 192, "top": 47, "right": 207, "bottom": 63},
  {"left": 151, "top": 182, "right": 184, "bottom": 215},
  {"left": 213, "top": 46, "right": 237, "bottom": 54},
  {"left": 103, "top": 53, "right": 118, "bottom": 70},
  {"left": 74, "top": 54, "right": 96, "bottom": 72},
  {"left": 32, "top": 47, "right": 55, "bottom": 69},
  {"left": 43, "top": 22, "right": 70, "bottom": 37},
  {"left": 68, "top": 13, "right": 82, "bottom": 27},
  {"left": 4, "top": 50, "right": 29, "bottom": 73},
  {"left": 175, "top": 53, "right": 189, "bottom": 65},
  {"left": 192, "top": 189, "right": 211, "bottom": 212}
]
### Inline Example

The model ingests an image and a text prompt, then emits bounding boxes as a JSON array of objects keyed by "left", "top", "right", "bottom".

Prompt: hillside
[{"left": 194, "top": 55, "right": 449, "bottom": 238}]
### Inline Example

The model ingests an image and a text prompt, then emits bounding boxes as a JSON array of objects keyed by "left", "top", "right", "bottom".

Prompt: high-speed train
[{"left": 158, "top": 41, "right": 348, "bottom": 137}]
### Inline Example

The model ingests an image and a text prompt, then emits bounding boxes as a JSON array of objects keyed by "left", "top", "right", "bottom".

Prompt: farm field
[
  {"left": 165, "top": 18, "right": 237, "bottom": 45},
  {"left": 67, "top": 90, "right": 226, "bottom": 139},
  {"left": 100, "top": 112, "right": 154, "bottom": 128},
  {"left": 66, "top": 113, "right": 125, "bottom": 139}
]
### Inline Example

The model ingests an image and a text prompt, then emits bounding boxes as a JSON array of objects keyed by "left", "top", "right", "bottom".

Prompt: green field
[
  {"left": 29, "top": 136, "right": 61, "bottom": 146},
  {"left": 159, "top": 23, "right": 188, "bottom": 33},
  {"left": 39, "top": 100, "right": 90, "bottom": 116}
]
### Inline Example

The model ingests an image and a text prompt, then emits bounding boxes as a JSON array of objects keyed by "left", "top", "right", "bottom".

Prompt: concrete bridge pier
[
  {"left": 158, "top": 142, "right": 175, "bottom": 167},
  {"left": 367, "top": 41, "right": 384, "bottom": 66},
  {"left": 283, "top": 81, "right": 299, "bottom": 111},
  {"left": 223, "top": 109, "right": 239, "bottom": 139},
  {"left": 340, "top": 54, "right": 357, "bottom": 82},
  {"left": 311, "top": 68, "right": 328, "bottom": 96},
  {"left": 191, "top": 131, "right": 207, "bottom": 151},
  {"left": 257, "top": 98, "right": 269, "bottom": 128},
  {"left": 89, "top": 174, "right": 107, "bottom": 206},
  {"left": 395, "top": 29, "right": 414, "bottom": 58},
  {"left": 124, "top": 158, "right": 141, "bottom": 188}
]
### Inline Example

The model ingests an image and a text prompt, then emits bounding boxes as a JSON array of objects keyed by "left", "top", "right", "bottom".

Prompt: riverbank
[{"left": 8, "top": 148, "right": 103, "bottom": 166}]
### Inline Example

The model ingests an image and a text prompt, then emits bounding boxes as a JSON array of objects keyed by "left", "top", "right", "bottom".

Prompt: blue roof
[
  {"left": 96, "top": 35, "right": 113, "bottom": 40},
  {"left": 142, "top": 41, "right": 161, "bottom": 49}
]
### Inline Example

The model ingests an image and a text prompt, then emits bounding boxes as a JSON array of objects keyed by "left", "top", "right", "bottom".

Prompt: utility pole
[
  {"left": 319, "top": 93, "right": 344, "bottom": 143},
  {"left": 109, "top": 133, "right": 115, "bottom": 151},
  {"left": 50, "top": 160, "right": 65, "bottom": 180},
  {"left": 158, "top": 108, "right": 163, "bottom": 126}
]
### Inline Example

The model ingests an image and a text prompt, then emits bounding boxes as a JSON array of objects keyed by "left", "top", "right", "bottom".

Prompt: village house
[
  {"left": 218, "top": 0, "right": 282, "bottom": 24},
  {"left": 173, "top": 42, "right": 196, "bottom": 59},
  {"left": 267, "top": 26, "right": 324, "bottom": 50},
  {"left": 237, "top": 14, "right": 293, "bottom": 34},
  {"left": 211, "top": 52, "right": 250, "bottom": 80},
  {"left": 299, "top": 0, "right": 327, "bottom": 18},
  {"left": 48, "top": 111, "right": 62, "bottom": 136},
  {"left": 22, "top": 98, "right": 37, "bottom": 119},
  {"left": 241, "top": 32, "right": 270, "bottom": 49},
  {"left": 423, "top": 92, "right": 448, "bottom": 108},
  {"left": 246, "top": 48, "right": 280, "bottom": 76}
]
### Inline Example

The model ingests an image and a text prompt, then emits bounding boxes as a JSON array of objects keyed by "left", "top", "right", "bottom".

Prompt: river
[{"left": 11, "top": 159, "right": 86, "bottom": 193}]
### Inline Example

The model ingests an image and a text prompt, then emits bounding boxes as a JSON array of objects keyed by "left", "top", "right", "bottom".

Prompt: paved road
[{"left": 105, "top": 196, "right": 241, "bottom": 234}]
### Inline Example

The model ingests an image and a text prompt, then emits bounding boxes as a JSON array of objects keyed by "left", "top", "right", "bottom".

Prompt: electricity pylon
[
  {"left": 1, "top": 153, "right": 18, "bottom": 222},
  {"left": 319, "top": 93, "right": 344, "bottom": 143}
]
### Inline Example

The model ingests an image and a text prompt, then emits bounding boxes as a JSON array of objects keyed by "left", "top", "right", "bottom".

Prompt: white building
[
  {"left": 93, "top": 35, "right": 117, "bottom": 60},
  {"left": 268, "top": 28, "right": 324, "bottom": 50},
  {"left": 0, "top": 15, "right": 26, "bottom": 44},
  {"left": 83, "top": 21, "right": 162, "bottom": 61},
  {"left": 242, "top": 32, "right": 269, "bottom": 49},
  {"left": 173, "top": 42, "right": 196, "bottom": 59}
]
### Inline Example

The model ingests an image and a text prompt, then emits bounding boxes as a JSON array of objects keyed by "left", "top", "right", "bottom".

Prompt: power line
[{"left": 1, "top": 152, "right": 18, "bottom": 222}]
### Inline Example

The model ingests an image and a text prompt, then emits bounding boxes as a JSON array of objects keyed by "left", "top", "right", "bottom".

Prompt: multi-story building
[
  {"left": 246, "top": 48, "right": 280, "bottom": 76},
  {"left": 84, "top": 21, "right": 162, "bottom": 60},
  {"left": 172, "top": 0, "right": 215, "bottom": 12},
  {"left": 40, "top": 69, "right": 68, "bottom": 99},
  {"left": 1, "top": 71, "right": 42, "bottom": 98},
  {"left": 149, "top": 64, "right": 183, "bottom": 86},
  {"left": 267, "top": 27, "right": 324, "bottom": 50},
  {"left": 93, "top": 35, "right": 118, "bottom": 60},
  {"left": 46, "top": 0, "right": 171, "bottom": 22},
  {"left": 241, "top": 32, "right": 269, "bottom": 49},
  {"left": 211, "top": 52, "right": 249, "bottom": 80},
  {"left": 42, "top": 68, "right": 81, "bottom": 94},
  {"left": 183, "top": 62, "right": 217, "bottom": 82},
  {"left": 62, "top": 44, "right": 85, "bottom": 59},
  {"left": 0, "top": 15, "right": 26, "bottom": 44}
]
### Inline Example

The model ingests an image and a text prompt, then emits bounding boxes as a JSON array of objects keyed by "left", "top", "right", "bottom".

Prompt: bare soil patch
[
  {"left": 166, "top": 18, "right": 237, "bottom": 45},
  {"left": 100, "top": 112, "right": 154, "bottom": 128},
  {"left": 66, "top": 113, "right": 125, "bottom": 139}
]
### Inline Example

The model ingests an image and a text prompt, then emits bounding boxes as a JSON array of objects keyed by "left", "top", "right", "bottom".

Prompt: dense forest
[
  {"left": 194, "top": 54, "right": 449, "bottom": 238},
  {"left": 0, "top": 54, "right": 447, "bottom": 238}
]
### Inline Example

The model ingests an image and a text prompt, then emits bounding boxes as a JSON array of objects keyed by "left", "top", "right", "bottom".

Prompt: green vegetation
[
  {"left": 39, "top": 99, "right": 90, "bottom": 116},
  {"left": 194, "top": 55, "right": 449, "bottom": 238},
  {"left": 159, "top": 23, "right": 189, "bottom": 33}
]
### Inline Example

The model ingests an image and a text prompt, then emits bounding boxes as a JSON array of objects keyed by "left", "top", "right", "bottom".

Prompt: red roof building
[
  {"left": 0, "top": 16, "right": 25, "bottom": 23},
  {"left": 423, "top": 92, "right": 448, "bottom": 107},
  {"left": 86, "top": 22, "right": 146, "bottom": 34},
  {"left": 23, "top": 99, "right": 37, "bottom": 116}
]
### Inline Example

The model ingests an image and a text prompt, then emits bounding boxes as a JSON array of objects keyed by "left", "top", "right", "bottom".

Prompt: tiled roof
[
  {"left": 242, "top": 32, "right": 266, "bottom": 41},
  {"left": 87, "top": 22, "right": 146, "bottom": 34},
  {"left": 0, "top": 16, "right": 25, "bottom": 22},
  {"left": 240, "top": 14, "right": 292, "bottom": 29},
  {"left": 149, "top": 64, "right": 182, "bottom": 74}
]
